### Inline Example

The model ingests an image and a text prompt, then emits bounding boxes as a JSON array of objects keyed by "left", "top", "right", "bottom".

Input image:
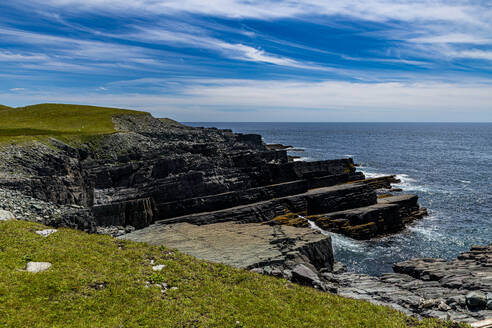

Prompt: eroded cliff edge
[{"left": 1, "top": 111, "right": 489, "bottom": 324}]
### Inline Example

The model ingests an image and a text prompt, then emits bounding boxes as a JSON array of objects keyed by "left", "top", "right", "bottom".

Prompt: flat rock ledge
[{"left": 120, "top": 221, "right": 334, "bottom": 279}]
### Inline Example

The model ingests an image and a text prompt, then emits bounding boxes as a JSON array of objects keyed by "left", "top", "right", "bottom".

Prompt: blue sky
[{"left": 0, "top": 0, "right": 491, "bottom": 121}]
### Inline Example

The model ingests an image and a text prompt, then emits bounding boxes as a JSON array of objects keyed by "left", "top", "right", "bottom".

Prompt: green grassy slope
[
  {"left": 0, "top": 103, "right": 147, "bottom": 143},
  {"left": 0, "top": 220, "right": 466, "bottom": 328}
]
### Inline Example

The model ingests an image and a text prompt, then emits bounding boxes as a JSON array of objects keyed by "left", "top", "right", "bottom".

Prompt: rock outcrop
[
  {"left": 321, "top": 244, "right": 492, "bottom": 324},
  {"left": 0, "top": 113, "right": 423, "bottom": 241},
  {"left": 121, "top": 221, "right": 334, "bottom": 275}
]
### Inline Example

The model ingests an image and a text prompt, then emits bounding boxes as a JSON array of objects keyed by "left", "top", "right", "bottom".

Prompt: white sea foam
[
  {"left": 360, "top": 171, "right": 387, "bottom": 178},
  {"left": 308, "top": 220, "right": 367, "bottom": 254},
  {"left": 394, "top": 174, "right": 429, "bottom": 192},
  {"left": 359, "top": 169, "right": 430, "bottom": 192},
  {"left": 293, "top": 156, "right": 313, "bottom": 162},
  {"left": 307, "top": 219, "right": 329, "bottom": 236}
]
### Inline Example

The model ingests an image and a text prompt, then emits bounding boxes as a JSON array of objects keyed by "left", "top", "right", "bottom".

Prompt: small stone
[
  {"left": 26, "top": 262, "right": 52, "bottom": 273},
  {"left": 152, "top": 264, "right": 165, "bottom": 271},
  {"left": 437, "top": 301, "right": 451, "bottom": 311},
  {"left": 35, "top": 229, "right": 57, "bottom": 237},
  {"left": 0, "top": 210, "right": 15, "bottom": 221},
  {"left": 466, "top": 291, "right": 486, "bottom": 309},
  {"left": 419, "top": 298, "right": 439, "bottom": 309}
]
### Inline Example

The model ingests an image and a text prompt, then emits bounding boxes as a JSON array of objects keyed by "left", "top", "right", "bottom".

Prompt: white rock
[
  {"left": 152, "top": 264, "right": 165, "bottom": 271},
  {"left": 26, "top": 262, "right": 52, "bottom": 273},
  {"left": 35, "top": 229, "right": 57, "bottom": 237},
  {"left": 0, "top": 210, "right": 15, "bottom": 221}
]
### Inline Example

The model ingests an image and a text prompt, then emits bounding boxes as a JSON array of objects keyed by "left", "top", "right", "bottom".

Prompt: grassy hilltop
[
  {"left": 0, "top": 103, "right": 147, "bottom": 144},
  {"left": 0, "top": 220, "right": 466, "bottom": 328}
]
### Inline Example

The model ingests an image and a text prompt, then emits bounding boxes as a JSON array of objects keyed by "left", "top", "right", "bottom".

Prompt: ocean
[{"left": 187, "top": 122, "right": 491, "bottom": 276}]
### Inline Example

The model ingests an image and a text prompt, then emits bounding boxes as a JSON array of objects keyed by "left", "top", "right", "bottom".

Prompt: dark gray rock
[
  {"left": 291, "top": 264, "right": 320, "bottom": 286},
  {"left": 326, "top": 243, "right": 492, "bottom": 323},
  {"left": 466, "top": 292, "right": 486, "bottom": 309}
]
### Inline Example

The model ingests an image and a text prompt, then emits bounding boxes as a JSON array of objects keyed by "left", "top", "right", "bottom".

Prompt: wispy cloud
[
  {"left": 409, "top": 33, "right": 492, "bottom": 45},
  {"left": 0, "top": 51, "right": 48, "bottom": 62},
  {"left": 27, "top": 0, "right": 490, "bottom": 24},
  {"left": 2, "top": 79, "right": 491, "bottom": 121},
  {"left": 128, "top": 27, "right": 333, "bottom": 71},
  {"left": 0, "top": 26, "right": 181, "bottom": 71},
  {"left": 452, "top": 50, "right": 492, "bottom": 61}
]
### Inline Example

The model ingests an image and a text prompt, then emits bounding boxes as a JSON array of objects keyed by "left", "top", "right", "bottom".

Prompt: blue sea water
[{"left": 187, "top": 122, "right": 491, "bottom": 276}]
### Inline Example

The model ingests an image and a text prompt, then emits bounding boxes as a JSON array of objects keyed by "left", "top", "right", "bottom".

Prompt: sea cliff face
[{"left": 1, "top": 113, "right": 489, "bottom": 324}]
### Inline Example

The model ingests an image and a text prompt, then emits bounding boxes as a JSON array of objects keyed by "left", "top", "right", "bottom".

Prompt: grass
[
  {"left": 0, "top": 220, "right": 468, "bottom": 328},
  {"left": 0, "top": 103, "right": 147, "bottom": 144}
]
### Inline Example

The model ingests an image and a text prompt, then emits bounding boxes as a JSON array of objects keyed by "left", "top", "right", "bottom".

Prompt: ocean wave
[
  {"left": 293, "top": 156, "right": 313, "bottom": 162},
  {"left": 361, "top": 171, "right": 388, "bottom": 179},
  {"left": 394, "top": 174, "right": 429, "bottom": 192},
  {"left": 359, "top": 169, "right": 430, "bottom": 193}
]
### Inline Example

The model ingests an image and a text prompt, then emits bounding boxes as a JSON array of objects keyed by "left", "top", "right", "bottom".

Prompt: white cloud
[
  {"left": 452, "top": 50, "right": 492, "bottom": 61},
  {"left": 2, "top": 79, "right": 491, "bottom": 122},
  {"left": 0, "top": 51, "right": 48, "bottom": 62},
  {"left": 129, "top": 27, "right": 333, "bottom": 71},
  {"left": 409, "top": 33, "right": 492, "bottom": 44}
]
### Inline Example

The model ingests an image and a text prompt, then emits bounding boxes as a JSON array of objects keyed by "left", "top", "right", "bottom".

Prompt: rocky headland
[{"left": 1, "top": 107, "right": 490, "bottom": 325}]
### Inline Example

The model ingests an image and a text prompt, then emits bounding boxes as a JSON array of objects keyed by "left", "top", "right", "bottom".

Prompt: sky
[{"left": 0, "top": 0, "right": 491, "bottom": 122}]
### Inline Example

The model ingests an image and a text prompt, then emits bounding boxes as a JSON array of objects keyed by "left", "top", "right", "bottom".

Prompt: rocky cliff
[
  {"left": 0, "top": 113, "right": 425, "bottom": 239},
  {"left": 6, "top": 109, "right": 489, "bottom": 324}
]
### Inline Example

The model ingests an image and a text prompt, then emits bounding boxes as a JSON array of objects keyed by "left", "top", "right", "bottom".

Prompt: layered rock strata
[{"left": 0, "top": 113, "right": 424, "bottom": 240}]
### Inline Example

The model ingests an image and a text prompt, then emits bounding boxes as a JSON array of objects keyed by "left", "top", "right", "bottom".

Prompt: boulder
[
  {"left": 26, "top": 262, "right": 52, "bottom": 273},
  {"left": 0, "top": 210, "right": 15, "bottom": 221},
  {"left": 291, "top": 264, "right": 320, "bottom": 286},
  {"left": 466, "top": 291, "right": 486, "bottom": 309},
  {"left": 35, "top": 229, "right": 57, "bottom": 237}
]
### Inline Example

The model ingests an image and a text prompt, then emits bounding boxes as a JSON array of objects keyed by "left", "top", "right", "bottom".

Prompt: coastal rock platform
[
  {"left": 324, "top": 244, "right": 492, "bottom": 323},
  {"left": 120, "top": 221, "right": 334, "bottom": 272}
]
